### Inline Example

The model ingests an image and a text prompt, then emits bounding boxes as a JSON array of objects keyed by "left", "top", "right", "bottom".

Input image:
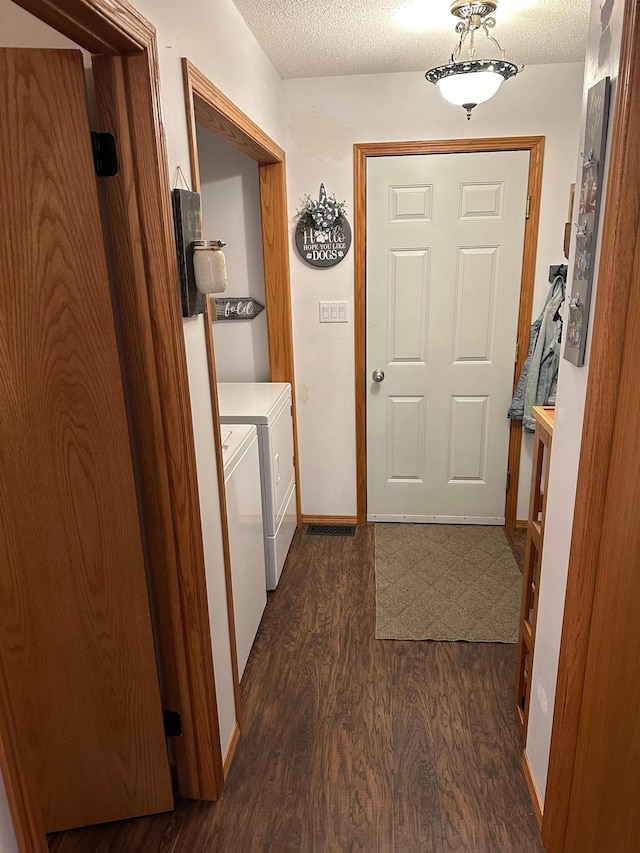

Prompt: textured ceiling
[{"left": 231, "top": 0, "right": 590, "bottom": 79}]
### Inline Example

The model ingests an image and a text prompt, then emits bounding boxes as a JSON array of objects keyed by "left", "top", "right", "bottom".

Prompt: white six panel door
[{"left": 366, "top": 151, "right": 529, "bottom": 523}]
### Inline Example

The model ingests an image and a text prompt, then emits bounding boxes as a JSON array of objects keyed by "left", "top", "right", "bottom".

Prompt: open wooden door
[{"left": 0, "top": 48, "right": 173, "bottom": 832}]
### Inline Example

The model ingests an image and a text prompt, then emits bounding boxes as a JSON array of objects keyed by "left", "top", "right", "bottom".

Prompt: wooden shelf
[
  {"left": 515, "top": 406, "right": 554, "bottom": 744},
  {"left": 533, "top": 405, "right": 555, "bottom": 434}
]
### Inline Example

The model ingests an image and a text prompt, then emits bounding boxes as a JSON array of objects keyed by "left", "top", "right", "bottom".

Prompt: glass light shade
[{"left": 436, "top": 69, "right": 504, "bottom": 106}]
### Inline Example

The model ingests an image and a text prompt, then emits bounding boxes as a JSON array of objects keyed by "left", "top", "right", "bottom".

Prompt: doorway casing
[
  {"left": 180, "top": 58, "right": 301, "bottom": 776},
  {"left": 181, "top": 59, "right": 301, "bottom": 527},
  {"left": 353, "top": 137, "right": 545, "bottom": 528}
]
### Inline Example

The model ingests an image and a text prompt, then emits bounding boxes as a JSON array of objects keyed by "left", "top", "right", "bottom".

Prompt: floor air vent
[{"left": 307, "top": 524, "right": 356, "bottom": 537}]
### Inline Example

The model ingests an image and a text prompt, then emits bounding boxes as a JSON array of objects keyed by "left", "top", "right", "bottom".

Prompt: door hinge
[
  {"left": 91, "top": 131, "right": 119, "bottom": 177},
  {"left": 525, "top": 195, "right": 531, "bottom": 219},
  {"left": 506, "top": 471, "right": 511, "bottom": 492},
  {"left": 163, "top": 709, "right": 182, "bottom": 739},
  {"left": 515, "top": 340, "right": 519, "bottom": 363}
]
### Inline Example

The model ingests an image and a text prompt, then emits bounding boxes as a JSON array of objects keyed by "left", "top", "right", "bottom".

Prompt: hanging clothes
[{"left": 508, "top": 271, "right": 566, "bottom": 431}]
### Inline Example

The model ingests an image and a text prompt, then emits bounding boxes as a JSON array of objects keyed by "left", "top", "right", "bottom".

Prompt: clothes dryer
[{"left": 218, "top": 383, "right": 297, "bottom": 590}]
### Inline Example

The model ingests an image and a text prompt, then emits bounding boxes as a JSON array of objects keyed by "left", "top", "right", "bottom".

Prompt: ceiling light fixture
[{"left": 425, "top": 0, "right": 522, "bottom": 120}]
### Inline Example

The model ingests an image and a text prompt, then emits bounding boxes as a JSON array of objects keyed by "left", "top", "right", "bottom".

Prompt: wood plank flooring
[{"left": 49, "top": 524, "right": 542, "bottom": 853}]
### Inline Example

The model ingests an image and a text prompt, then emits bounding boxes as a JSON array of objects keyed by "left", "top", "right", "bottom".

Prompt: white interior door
[{"left": 366, "top": 150, "right": 529, "bottom": 523}]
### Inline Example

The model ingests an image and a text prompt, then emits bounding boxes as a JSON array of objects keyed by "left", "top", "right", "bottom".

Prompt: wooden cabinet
[{"left": 515, "top": 405, "right": 555, "bottom": 741}]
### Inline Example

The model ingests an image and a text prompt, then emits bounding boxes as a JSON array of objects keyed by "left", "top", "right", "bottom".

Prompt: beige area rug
[{"left": 375, "top": 523, "right": 522, "bottom": 643}]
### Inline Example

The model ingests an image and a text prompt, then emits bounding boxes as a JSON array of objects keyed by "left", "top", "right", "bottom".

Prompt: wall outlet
[{"left": 319, "top": 301, "right": 349, "bottom": 323}]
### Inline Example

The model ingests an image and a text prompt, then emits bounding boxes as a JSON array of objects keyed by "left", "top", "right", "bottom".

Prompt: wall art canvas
[{"left": 564, "top": 77, "right": 611, "bottom": 366}]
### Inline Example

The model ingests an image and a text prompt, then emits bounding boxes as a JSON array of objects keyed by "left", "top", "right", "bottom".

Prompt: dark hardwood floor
[{"left": 50, "top": 524, "right": 542, "bottom": 853}]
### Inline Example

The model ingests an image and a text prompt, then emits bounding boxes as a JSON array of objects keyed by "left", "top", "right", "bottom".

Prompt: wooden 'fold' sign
[{"left": 213, "top": 297, "right": 265, "bottom": 321}]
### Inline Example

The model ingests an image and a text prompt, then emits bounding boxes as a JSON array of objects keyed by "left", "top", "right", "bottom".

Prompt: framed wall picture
[{"left": 564, "top": 77, "right": 611, "bottom": 366}]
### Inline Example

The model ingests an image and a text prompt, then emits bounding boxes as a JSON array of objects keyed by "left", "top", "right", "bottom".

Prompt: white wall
[
  {"left": 197, "top": 125, "right": 270, "bottom": 383},
  {"left": 283, "top": 63, "right": 584, "bottom": 519},
  {"left": 526, "top": 0, "right": 625, "bottom": 804}
]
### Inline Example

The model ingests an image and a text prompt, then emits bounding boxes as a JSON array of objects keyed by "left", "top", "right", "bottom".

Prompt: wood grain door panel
[{"left": 0, "top": 48, "right": 172, "bottom": 832}]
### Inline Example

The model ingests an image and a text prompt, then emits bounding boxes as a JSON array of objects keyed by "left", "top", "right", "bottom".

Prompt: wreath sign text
[{"left": 295, "top": 184, "right": 351, "bottom": 269}]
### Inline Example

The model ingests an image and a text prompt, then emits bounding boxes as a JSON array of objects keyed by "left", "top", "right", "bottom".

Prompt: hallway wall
[
  {"left": 525, "top": 0, "right": 625, "bottom": 804},
  {"left": 282, "top": 63, "right": 584, "bottom": 519},
  {"left": 197, "top": 125, "right": 270, "bottom": 383}
]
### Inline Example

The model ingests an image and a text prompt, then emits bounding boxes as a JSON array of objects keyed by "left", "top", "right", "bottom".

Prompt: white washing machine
[
  {"left": 217, "top": 383, "right": 297, "bottom": 590},
  {"left": 221, "top": 423, "right": 267, "bottom": 679}
]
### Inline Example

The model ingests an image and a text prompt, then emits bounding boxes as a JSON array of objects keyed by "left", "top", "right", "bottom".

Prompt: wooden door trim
[
  {"left": 183, "top": 59, "right": 284, "bottom": 165},
  {"left": 3, "top": 1, "right": 224, "bottom": 848},
  {"left": 12, "top": 0, "right": 151, "bottom": 53},
  {"left": 91, "top": 52, "right": 223, "bottom": 801},
  {"left": 180, "top": 58, "right": 302, "bottom": 770},
  {"left": 542, "top": 0, "right": 640, "bottom": 848},
  {"left": 354, "top": 136, "right": 545, "bottom": 526},
  {"left": 181, "top": 59, "right": 302, "bottom": 522}
]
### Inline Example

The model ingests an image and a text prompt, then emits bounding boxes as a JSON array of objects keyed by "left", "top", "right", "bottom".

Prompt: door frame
[
  {"left": 354, "top": 137, "right": 545, "bottom": 527},
  {"left": 181, "top": 63, "right": 301, "bottom": 519},
  {"left": 3, "top": 0, "right": 226, "bottom": 849},
  {"left": 182, "top": 58, "right": 301, "bottom": 525},
  {"left": 542, "top": 0, "right": 640, "bottom": 847},
  {"left": 180, "top": 58, "right": 302, "bottom": 774}
]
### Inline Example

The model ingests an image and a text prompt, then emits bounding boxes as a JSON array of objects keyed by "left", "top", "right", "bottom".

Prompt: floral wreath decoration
[{"left": 297, "top": 183, "right": 347, "bottom": 229}]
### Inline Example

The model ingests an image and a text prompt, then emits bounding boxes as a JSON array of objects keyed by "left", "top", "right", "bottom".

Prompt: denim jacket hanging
[{"left": 508, "top": 274, "right": 565, "bottom": 431}]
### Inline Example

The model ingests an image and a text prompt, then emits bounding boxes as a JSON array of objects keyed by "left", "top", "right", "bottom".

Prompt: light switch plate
[{"left": 319, "top": 300, "right": 349, "bottom": 323}]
